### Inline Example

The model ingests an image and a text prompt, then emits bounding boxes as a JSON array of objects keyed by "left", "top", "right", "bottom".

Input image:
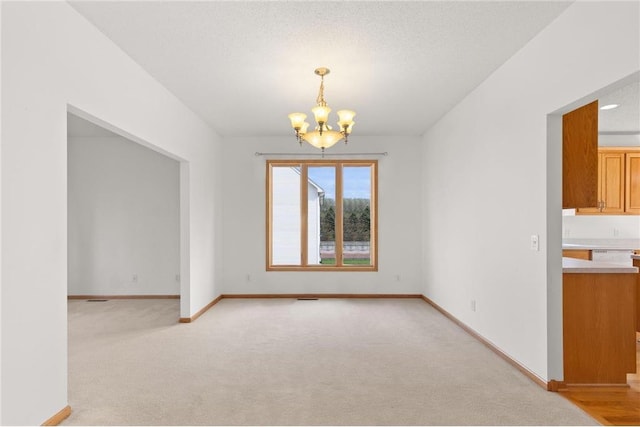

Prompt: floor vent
[
  {"left": 297, "top": 298, "right": 319, "bottom": 301},
  {"left": 86, "top": 299, "right": 108, "bottom": 302}
]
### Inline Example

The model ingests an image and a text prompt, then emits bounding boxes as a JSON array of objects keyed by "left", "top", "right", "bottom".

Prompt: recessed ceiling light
[{"left": 600, "top": 104, "right": 619, "bottom": 110}]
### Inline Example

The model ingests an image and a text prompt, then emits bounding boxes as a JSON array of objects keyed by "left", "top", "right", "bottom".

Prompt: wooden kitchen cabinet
[
  {"left": 578, "top": 148, "right": 640, "bottom": 215},
  {"left": 626, "top": 152, "right": 640, "bottom": 214},
  {"left": 601, "top": 152, "right": 625, "bottom": 213},
  {"left": 563, "top": 272, "right": 637, "bottom": 384},
  {"left": 562, "top": 249, "right": 592, "bottom": 260},
  {"left": 633, "top": 257, "right": 640, "bottom": 332},
  {"left": 579, "top": 150, "right": 625, "bottom": 214},
  {"left": 563, "top": 101, "right": 598, "bottom": 209}
]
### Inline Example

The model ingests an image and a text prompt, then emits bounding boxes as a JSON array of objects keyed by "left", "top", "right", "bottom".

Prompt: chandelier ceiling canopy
[{"left": 288, "top": 67, "right": 355, "bottom": 153}]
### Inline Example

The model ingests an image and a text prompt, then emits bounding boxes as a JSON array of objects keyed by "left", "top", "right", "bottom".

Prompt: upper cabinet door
[
  {"left": 600, "top": 151, "right": 625, "bottom": 213},
  {"left": 563, "top": 100, "right": 598, "bottom": 209},
  {"left": 626, "top": 152, "right": 640, "bottom": 214}
]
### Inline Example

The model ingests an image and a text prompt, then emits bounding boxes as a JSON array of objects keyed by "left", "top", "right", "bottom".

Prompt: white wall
[
  {"left": 221, "top": 136, "right": 422, "bottom": 294},
  {"left": 1, "top": 2, "right": 221, "bottom": 425},
  {"left": 563, "top": 215, "right": 640, "bottom": 239},
  {"left": 599, "top": 134, "right": 640, "bottom": 147},
  {"left": 421, "top": 0, "right": 639, "bottom": 383},
  {"left": 68, "top": 136, "right": 180, "bottom": 296}
]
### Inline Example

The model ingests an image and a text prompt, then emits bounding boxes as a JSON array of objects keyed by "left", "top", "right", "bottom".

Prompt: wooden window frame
[{"left": 266, "top": 159, "right": 378, "bottom": 272}]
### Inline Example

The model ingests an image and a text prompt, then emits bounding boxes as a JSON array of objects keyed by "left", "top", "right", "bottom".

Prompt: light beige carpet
[{"left": 64, "top": 298, "right": 597, "bottom": 426}]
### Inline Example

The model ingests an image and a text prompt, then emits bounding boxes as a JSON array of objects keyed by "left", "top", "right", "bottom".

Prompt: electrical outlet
[
  {"left": 613, "top": 228, "right": 619, "bottom": 237},
  {"left": 246, "top": 274, "right": 251, "bottom": 282},
  {"left": 530, "top": 235, "right": 539, "bottom": 251},
  {"left": 132, "top": 274, "right": 138, "bottom": 282},
  {"left": 394, "top": 274, "right": 401, "bottom": 282},
  {"left": 470, "top": 300, "right": 476, "bottom": 312},
  {"left": 175, "top": 274, "right": 180, "bottom": 282}
]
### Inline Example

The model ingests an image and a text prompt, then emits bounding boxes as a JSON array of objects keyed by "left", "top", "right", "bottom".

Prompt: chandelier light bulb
[
  {"left": 337, "top": 109, "right": 356, "bottom": 131},
  {"left": 288, "top": 112, "right": 307, "bottom": 130},
  {"left": 312, "top": 105, "right": 331, "bottom": 127}
]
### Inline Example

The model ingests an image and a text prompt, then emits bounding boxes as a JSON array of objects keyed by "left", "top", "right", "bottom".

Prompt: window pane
[
  {"left": 266, "top": 159, "right": 376, "bottom": 271},
  {"left": 307, "top": 167, "right": 335, "bottom": 265},
  {"left": 342, "top": 166, "right": 371, "bottom": 265},
  {"left": 271, "top": 166, "right": 301, "bottom": 265}
]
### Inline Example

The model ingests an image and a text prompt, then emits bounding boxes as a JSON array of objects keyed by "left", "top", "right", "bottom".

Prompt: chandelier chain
[{"left": 316, "top": 75, "right": 326, "bottom": 106}]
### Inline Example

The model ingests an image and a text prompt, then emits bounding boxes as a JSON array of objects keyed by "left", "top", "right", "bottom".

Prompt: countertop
[
  {"left": 562, "top": 238, "right": 640, "bottom": 250},
  {"left": 562, "top": 257, "right": 639, "bottom": 273}
]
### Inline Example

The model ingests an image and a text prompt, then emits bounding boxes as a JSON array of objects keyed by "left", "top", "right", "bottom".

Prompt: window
[{"left": 267, "top": 160, "right": 377, "bottom": 271}]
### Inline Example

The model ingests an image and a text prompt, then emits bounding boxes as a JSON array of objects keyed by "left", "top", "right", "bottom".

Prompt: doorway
[
  {"left": 547, "top": 71, "right": 640, "bottom": 383},
  {"left": 66, "top": 108, "right": 187, "bottom": 420},
  {"left": 67, "top": 110, "right": 185, "bottom": 305}
]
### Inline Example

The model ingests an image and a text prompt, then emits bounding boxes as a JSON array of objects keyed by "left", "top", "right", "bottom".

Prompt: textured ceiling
[
  {"left": 69, "top": 1, "right": 577, "bottom": 137},
  {"left": 599, "top": 81, "right": 640, "bottom": 133}
]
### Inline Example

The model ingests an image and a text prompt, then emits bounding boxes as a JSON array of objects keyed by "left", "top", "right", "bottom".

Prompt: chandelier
[{"left": 287, "top": 67, "right": 356, "bottom": 153}]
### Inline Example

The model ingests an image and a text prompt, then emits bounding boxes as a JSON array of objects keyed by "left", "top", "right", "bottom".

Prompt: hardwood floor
[{"left": 559, "top": 333, "right": 640, "bottom": 426}]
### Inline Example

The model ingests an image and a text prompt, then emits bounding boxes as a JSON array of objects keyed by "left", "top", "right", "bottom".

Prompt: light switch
[{"left": 530, "top": 235, "right": 539, "bottom": 251}]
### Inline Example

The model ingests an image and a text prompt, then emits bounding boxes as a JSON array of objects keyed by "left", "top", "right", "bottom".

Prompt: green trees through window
[{"left": 319, "top": 199, "right": 371, "bottom": 242}]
